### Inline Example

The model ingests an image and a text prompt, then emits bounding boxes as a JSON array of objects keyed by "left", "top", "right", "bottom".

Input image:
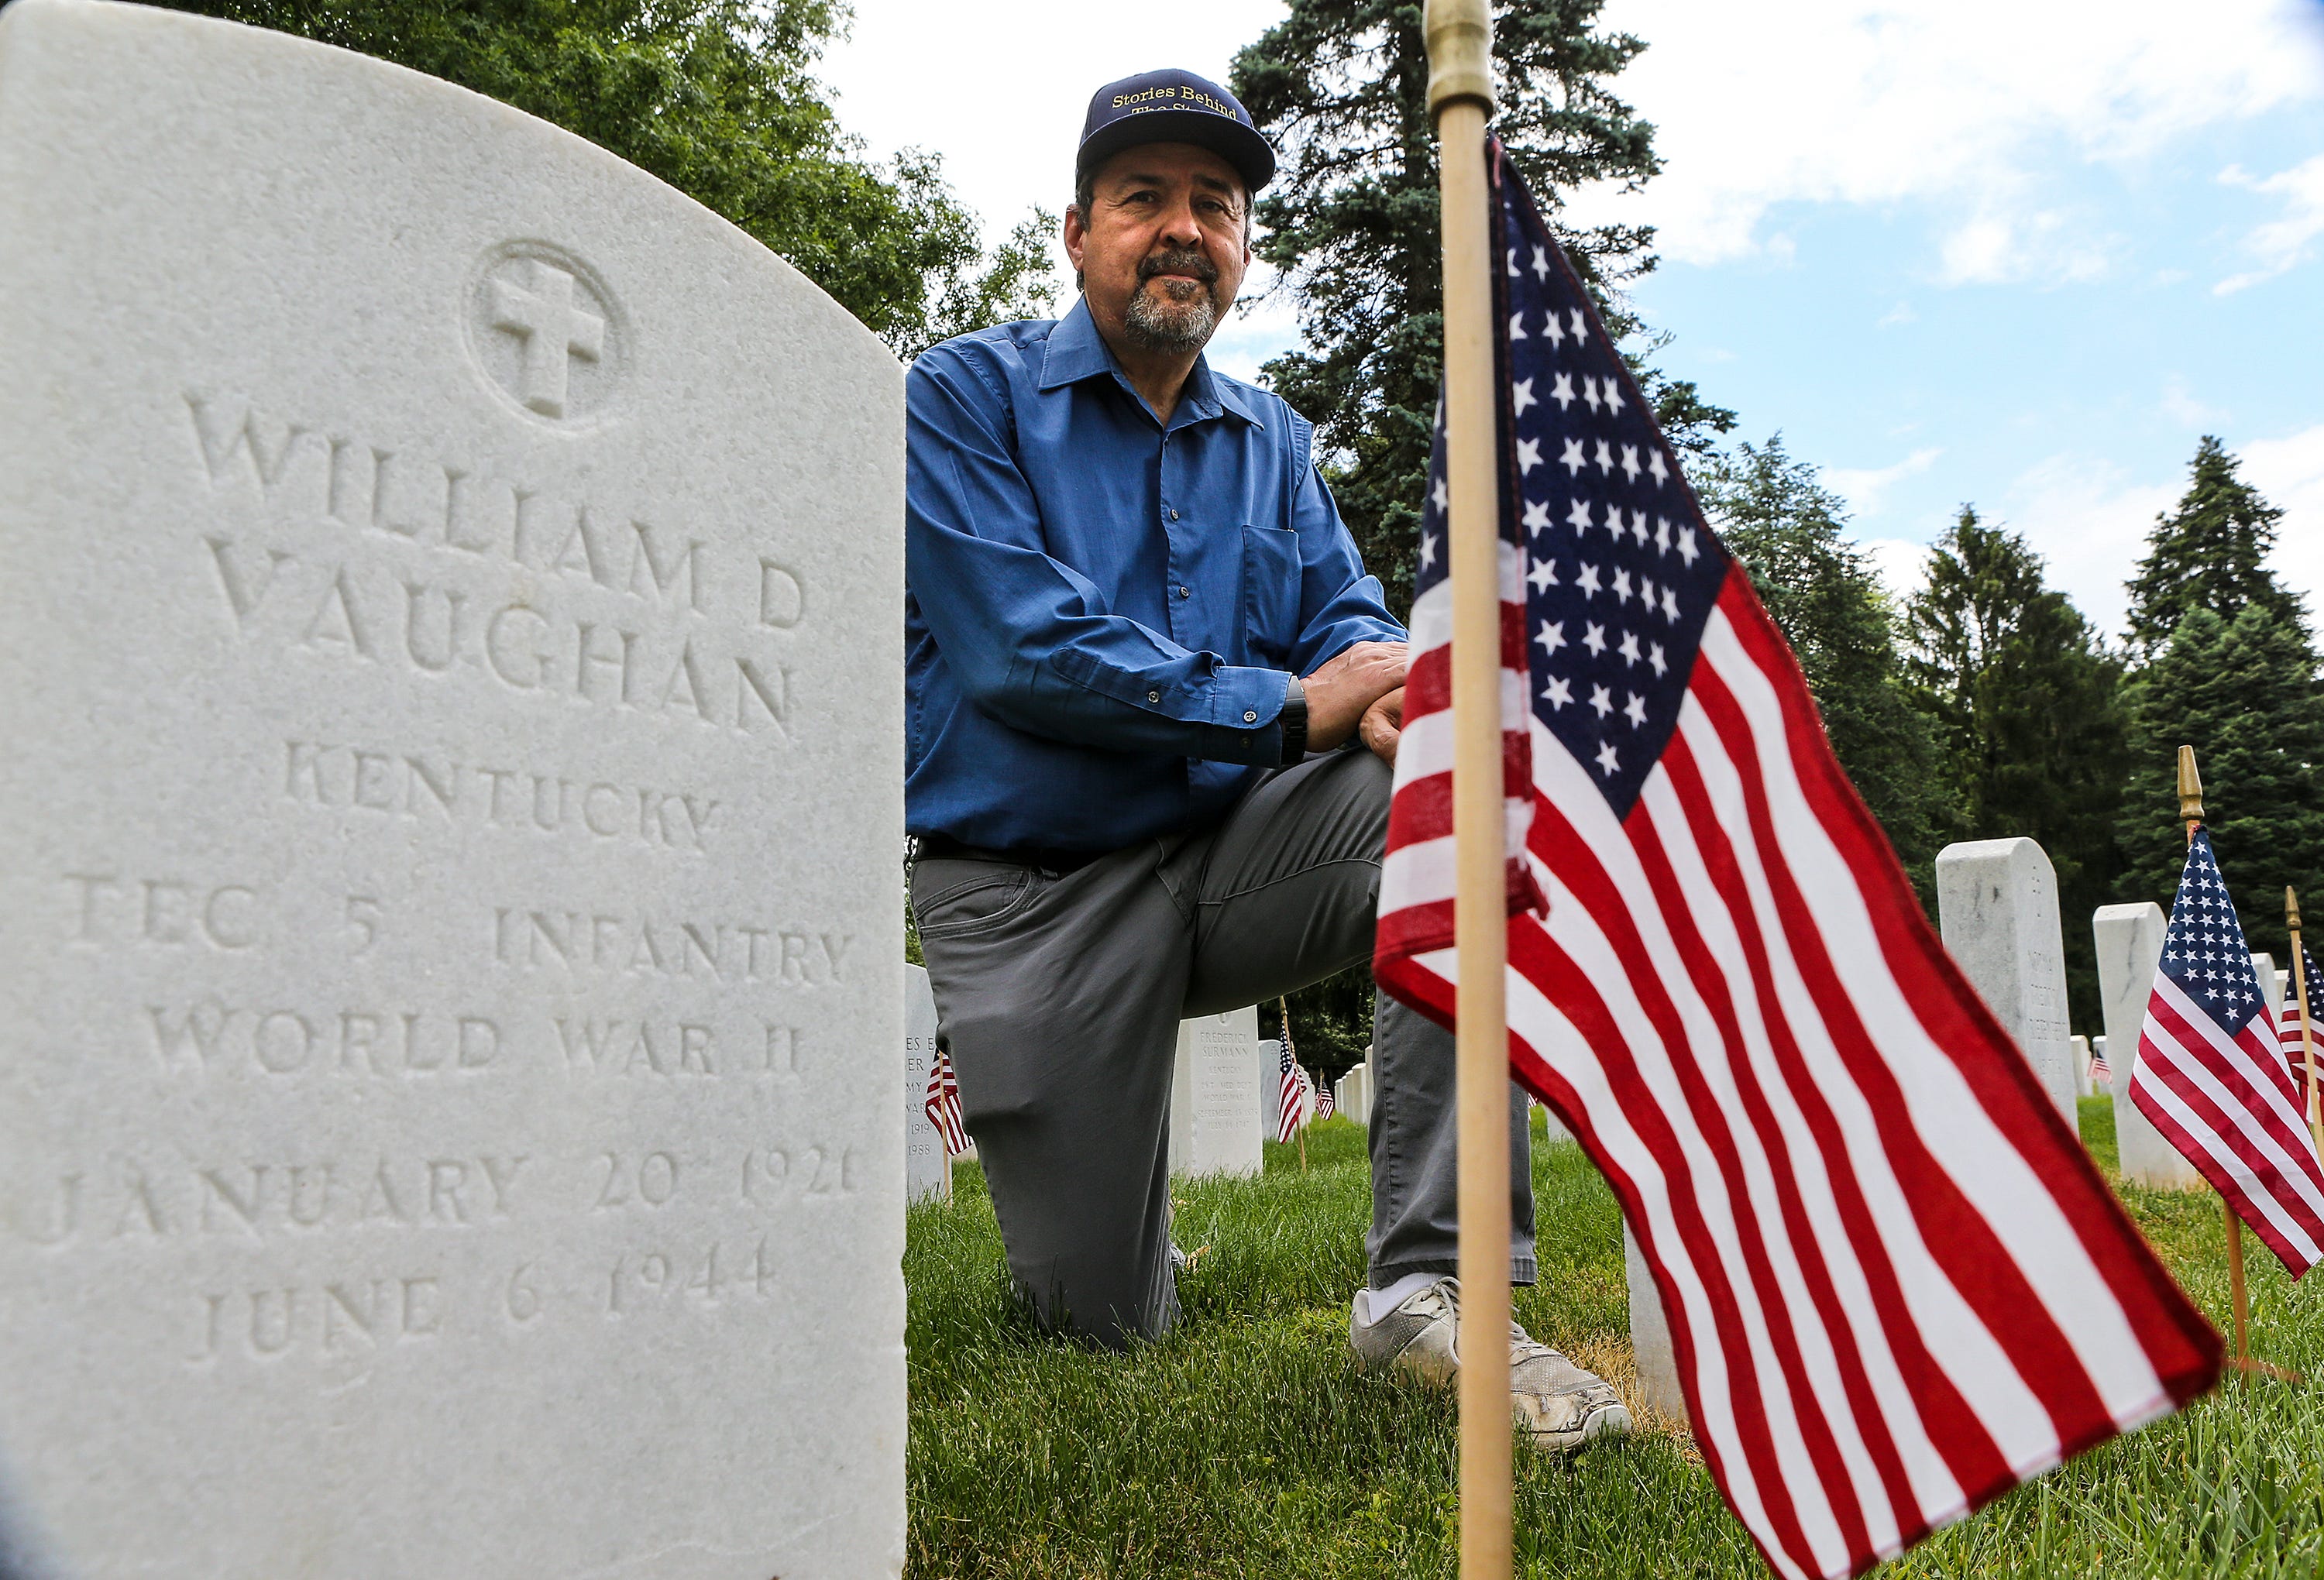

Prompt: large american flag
[
  {"left": 1374, "top": 141, "right": 2220, "bottom": 1580},
  {"left": 2127, "top": 833, "right": 2324, "bottom": 1273}
]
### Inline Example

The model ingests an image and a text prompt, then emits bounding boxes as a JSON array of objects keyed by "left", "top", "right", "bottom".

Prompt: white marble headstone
[
  {"left": 2071, "top": 1034, "right": 2092, "bottom": 1098},
  {"left": 2253, "top": 953, "right": 2283, "bottom": 1018},
  {"left": 2095, "top": 902, "right": 2200, "bottom": 1189},
  {"left": 1258, "top": 1038, "right": 1284, "bottom": 1135},
  {"left": 905, "top": 964, "right": 946, "bottom": 1201},
  {"left": 1334, "top": 1056, "right": 1373, "bottom": 1128},
  {"left": 1622, "top": 1218, "right": 1687, "bottom": 1427},
  {"left": 0, "top": 4, "right": 906, "bottom": 1574},
  {"left": 1936, "top": 838, "right": 2078, "bottom": 1121},
  {"left": 1170, "top": 1008, "right": 1262, "bottom": 1177}
]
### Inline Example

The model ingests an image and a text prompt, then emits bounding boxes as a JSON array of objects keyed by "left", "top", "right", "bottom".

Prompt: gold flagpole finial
[
  {"left": 1425, "top": 0, "right": 1495, "bottom": 118},
  {"left": 2177, "top": 744, "right": 2203, "bottom": 826}
]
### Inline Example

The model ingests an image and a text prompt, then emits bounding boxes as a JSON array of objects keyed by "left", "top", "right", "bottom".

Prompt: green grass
[{"left": 905, "top": 1099, "right": 2324, "bottom": 1577}]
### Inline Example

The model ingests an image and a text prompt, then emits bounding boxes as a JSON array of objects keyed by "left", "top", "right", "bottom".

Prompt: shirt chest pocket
[{"left": 1240, "top": 525, "right": 1302, "bottom": 667}]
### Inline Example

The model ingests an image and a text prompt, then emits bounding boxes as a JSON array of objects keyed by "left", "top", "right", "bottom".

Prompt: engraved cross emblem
[{"left": 488, "top": 259, "right": 605, "bottom": 419}]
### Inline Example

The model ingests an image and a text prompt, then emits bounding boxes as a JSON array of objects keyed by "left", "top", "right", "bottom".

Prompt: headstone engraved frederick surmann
[
  {"left": 1169, "top": 1008, "right": 1263, "bottom": 1178},
  {"left": 0, "top": 4, "right": 904, "bottom": 1575}
]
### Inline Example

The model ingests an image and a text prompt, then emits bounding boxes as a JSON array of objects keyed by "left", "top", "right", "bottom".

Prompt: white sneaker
[{"left": 1349, "top": 1275, "right": 1632, "bottom": 1451}]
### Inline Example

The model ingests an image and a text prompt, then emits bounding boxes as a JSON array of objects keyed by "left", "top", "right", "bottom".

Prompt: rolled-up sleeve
[{"left": 906, "top": 349, "right": 1287, "bottom": 764}]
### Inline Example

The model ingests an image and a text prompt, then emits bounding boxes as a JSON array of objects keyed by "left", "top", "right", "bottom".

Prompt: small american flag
[
  {"left": 2089, "top": 1042, "right": 2112, "bottom": 1084},
  {"left": 2129, "top": 833, "right": 2324, "bottom": 1272},
  {"left": 923, "top": 1046, "right": 968, "bottom": 1157},
  {"left": 1315, "top": 1082, "right": 1336, "bottom": 1121},
  {"left": 1374, "top": 139, "right": 2219, "bottom": 1580},
  {"left": 1276, "top": 1040, "right": 1312, "bottom": 1145}
]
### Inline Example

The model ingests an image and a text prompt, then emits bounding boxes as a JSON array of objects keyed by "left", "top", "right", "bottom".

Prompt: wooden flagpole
[
  {"left": 1282, "top": 998, "right": 1307, "bottom": 1173},
  {"left": 1425, "top": 2, "right": 1513, "bottom": 1575},
  {"left": 2288, "top": 888, "right": 2321, "bottom": 1161}
]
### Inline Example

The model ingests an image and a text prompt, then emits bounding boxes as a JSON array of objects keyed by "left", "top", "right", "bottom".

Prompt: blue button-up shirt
[{"left": 905, "top": 299, "right": 1404, "bottom": 853}]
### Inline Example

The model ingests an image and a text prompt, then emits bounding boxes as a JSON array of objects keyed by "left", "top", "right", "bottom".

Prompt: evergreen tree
[
  {"left": 2115, "top": 604, "right": 2324, "bottom": 926},
  {"left": 2124, "top": 437, "right": 2306, "bottom": 660},
  {"left": 1906, "top": 507, "right": 2126, "bottom": 1028},
  {"left": 1694, "top": 438, "right": 1957, "bottom": 897},
  {"left": 1231, "top": 0, "right": 1732, "bottom": 618},
  {"left": 150, "top": 0, "right": 1054, "bottom": 353}
]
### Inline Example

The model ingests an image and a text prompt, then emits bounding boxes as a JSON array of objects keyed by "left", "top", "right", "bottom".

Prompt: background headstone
[
  {"left": 2253, "top": 953, "right": 2283, "bottom": 1018},
  {"left": 0, "top": 4, "right": 906, "bottom": 1575},
  {"left": 2071, "top": 1034, "right": 2092, "bottom": 1098},
  {"left": 2096, "top": 903, "right": 2201, "bottom": 1189},
  {"left": 1936, "top": 838, "right": 2078, "bottom": 1121},
  {"left": 1334, "top": 1053, "right": 1373, "bottom": 1128},
  {"left": 905, "top": 965, "right": 945, "bottom": 1201},
  {"left": 1169, "top": 1008, "right": 1262, "bottom": 1177},
  {"left": 1623, "top": 1218, "right": 1687, "bottom": 1426},
  {"left": 1258, "top": 1038, "right": 1283, "bottom": 1136}
]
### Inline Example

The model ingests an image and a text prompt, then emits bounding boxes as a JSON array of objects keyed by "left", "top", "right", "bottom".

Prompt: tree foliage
[
  {"left": 1694, "top": 438, "right": 1954, "bottom": 897},
  {"left": 2125, "top": 436, "right": 2307, "bottom": 661},
  {"left": 1231, "top": 0, "right": 1731, "bottom": 618},
  {"left": 2114, "top": 603, "right": 2324, "bottom": 928},
  {"left": 1905, "top": 507, "right": 2126, "bottom": 1025},
  {"left": 150, "top": 0, "right": 1054, "bottom": 353}
]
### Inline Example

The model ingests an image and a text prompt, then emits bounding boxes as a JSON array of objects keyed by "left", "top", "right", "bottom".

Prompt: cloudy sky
[{"left": 820, "top": 1, "right": 2324, "bottom": 637}]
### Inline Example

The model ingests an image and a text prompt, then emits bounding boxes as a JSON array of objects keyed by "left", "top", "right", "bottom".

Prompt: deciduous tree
[{"left": 153, "top": 0, "right": 1054, "bottom": 352}]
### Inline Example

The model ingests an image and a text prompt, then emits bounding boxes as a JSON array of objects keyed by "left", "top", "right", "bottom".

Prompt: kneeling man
[{"left": 904, "top": 67, "right": 1628, "bottom": 1450}]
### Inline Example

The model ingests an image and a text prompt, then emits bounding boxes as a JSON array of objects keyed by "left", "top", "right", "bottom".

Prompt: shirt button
[
  {"left": 1171, "top": 509, "right": 1181, "bottom": 520},
  {"left": 1178, "top": 586, "right": 1191, "bottom": 598},
  {"left": 1148, "top": 690, "right": 1161, "bottom": 702},
  {"left": 1244, "top": 710, "right": 1259, "bottom": 723}
]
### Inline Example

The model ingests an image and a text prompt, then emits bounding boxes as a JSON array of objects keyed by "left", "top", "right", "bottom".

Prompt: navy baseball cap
[{"left": 1076, "top": 68, "right": 1277, "bottom": 195}]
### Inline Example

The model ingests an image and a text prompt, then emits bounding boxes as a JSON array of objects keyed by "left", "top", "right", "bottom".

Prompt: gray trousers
[{"left": 911, "top": 745, "right": 1535, "bottom": 1347}]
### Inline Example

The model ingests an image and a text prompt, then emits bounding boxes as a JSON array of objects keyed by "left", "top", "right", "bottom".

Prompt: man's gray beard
[{"left": 1123, "top": 280, "right": 1220, "bottom": 356}]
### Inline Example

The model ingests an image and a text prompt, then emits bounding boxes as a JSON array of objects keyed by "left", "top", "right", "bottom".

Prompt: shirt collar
[{"left": 1037, "top": 298, "right": 1266, "bottom": 431}]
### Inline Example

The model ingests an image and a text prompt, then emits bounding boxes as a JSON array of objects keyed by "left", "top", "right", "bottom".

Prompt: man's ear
[{"left": 1062, "top": 205, "right": 1087, "bottom": 274}]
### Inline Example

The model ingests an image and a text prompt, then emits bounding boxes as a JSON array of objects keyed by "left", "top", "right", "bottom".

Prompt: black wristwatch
[{"left": 1278, "top": 675, "right": 1308, "bottom": 766}]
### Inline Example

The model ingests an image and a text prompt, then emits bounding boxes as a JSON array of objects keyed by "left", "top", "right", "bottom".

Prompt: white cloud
[
  {"left": 2161, "top": 376, "right": 2226, "bottom": 428},
  {"left": 1828, "top": 447, "right": 1942, "bottom": 514},
  {"left": 1991, "top": 455, "right": 2180, "bottom": 636},
  {"left": 1571, "top": 0, "right": 2324, "bottom": 276},
  {"left": 2216, "top": 153, "right": 2324, "bottom": 293},
  {"left": 2241, "top": 422, "right": 2324, "bottom": 612},
  {"left": 1863, "top": 538, "right": 1934, "bottom": 604}
]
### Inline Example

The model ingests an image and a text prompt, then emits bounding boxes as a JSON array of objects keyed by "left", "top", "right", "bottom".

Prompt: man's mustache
[{"left": 1139, "top": 248, "right": 1219, "bottom": 285}]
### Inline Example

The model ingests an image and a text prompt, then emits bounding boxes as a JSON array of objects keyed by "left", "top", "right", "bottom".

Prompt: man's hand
[
  {"left": 1301, "top": 641, "right": 1408, "bottom": 752},
  {"left": 1359, "top": 686, "right": 1404, "bottom": 766}
]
